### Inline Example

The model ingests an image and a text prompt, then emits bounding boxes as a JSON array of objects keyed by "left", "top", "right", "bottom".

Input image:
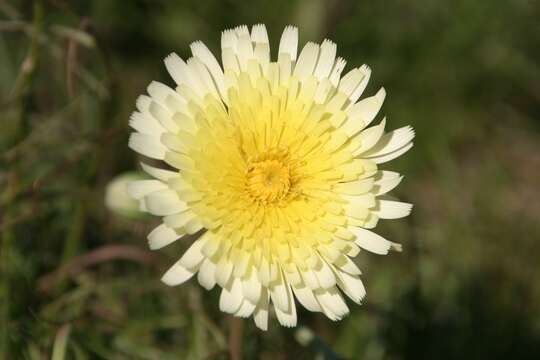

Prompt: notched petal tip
[
  {"left": 390, "top": 242, "right": 403, "bottom": 252},
  {"left": 161, "top": 264, "right": 195, "bottom": 286}
]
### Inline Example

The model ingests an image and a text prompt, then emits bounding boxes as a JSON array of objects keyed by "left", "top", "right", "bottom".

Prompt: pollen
[
  {"left": 245, "top": 148, "right": 301, "bottom": 204},
  {"left": 246, "top": 159, "right": 291, "bottom": 202}
]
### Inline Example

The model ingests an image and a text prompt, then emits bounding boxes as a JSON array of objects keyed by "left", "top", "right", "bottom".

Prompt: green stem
[
  {"left": 9, "top": 0, "right": 43, "bottom": 143},
  {"left": 0, "top": 173, "right": 18, "bottom": 359},
  {"left": 0, "top": 1, "right": 43, "bottom": 357},
  {"left": 61, "top": 198, "right": 86, "bottom": 265},
  {"left": 228, "top": 316, "right": 244, "bottom": 360}
]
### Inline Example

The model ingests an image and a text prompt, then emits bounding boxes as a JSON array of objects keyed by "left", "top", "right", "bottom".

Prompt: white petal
[
  {"left": 362, "top": 126, "right": 415, "bottom": 157},
  {"left": 333, "top": 255, "right": 362, "bottom": 275},
  {"left": 178, "top": 237, "right": 207, "bottom": 269},
  {"left": 343, "top": 193, "right": 377, "bottom": 210},
  {"left": 292, "top": 281, "right": 322, "bottom": 312},
  {"left": 128, "top": 133, "right": 167, "bottom": 159},
  {"left": 329, "top": 57, "right": 346, "bottom": 87},
  {"left": 299, "top": 267, "right": 319, "bottom": 290},
  {"left": 353, "top": 118, "right": 386, "bottom": 155},
  {"left": 314, "top": 78, "right": 335, "bottom": 104},
  {"left": 160, "top": 132, "right": 187, "bottom": 154},
  {"left": 369, "top": 141, "right": 413, "bottom": 164},
  {"left": 138, "top": 200, "right": 147, "bottom": 213},
  {"left": 201, "top": 232, "right": 222, "bottom": 258},
  {"left": 257, "top": 256, "right": 272, "bottom": 287},
  {"left": 349, "top": 227, "right": 401, "bottom": 255},
  {"left": 269, "top": 267, "right": 290, "bottom": 313},
  {"left": 334, "top": 227, "right": 355, "bottom": 241},
  {"left": 234, "top": 25, "right": 249, "bottom": 37},
  {"left": 334, "top": 178, "right": 374, "bottom": 195},
  {"left": 251, "top": 23, "right": 269, "bottom": 44},
  {"left": 219, "top": 277, "right": 243, "bottom": 314},
  {"left": 163, "top": 210, "right": 196, "bottom": 229},
  {"left": 298, "top": 76, "right": 318, "bottom": 103},
  {"left": 232, "top": 249, "right": 251, "bottom": 278},
  {"left": 161, "top": 261, "right": 198, "bottom": 286},
  {"left": 136, "top": 95, "right": 152, "bottom": 112},
  {"left": 313, "top": 255, "right": 337, "bottom": 289},
  {"left": 164, "top": 151, "right": 195, "bottom": 171},
  {"left": 221, "top": 29, "right": 238, "bottom": 51},
  {"left": 222, "top": 48, "right": 240, "bottom": 73},
  {"left": 254, "top": 44, "right": 270, "bottom": 69},
  {"left": 216, "top": 255, "right": 234, "bottom": 288},
  {"left": 148, "top": 223, "right": 184, "bottom": 250},
  {"left": 278, "top": 53, "right": 292, "bottom": 85},
  {"left": 235, "top": 298, "right": 256, "bottom": 318},
  {"left": 140, "top": 163, "right": 179, "bottom": 182},
  {"left": 314, "top": 39, "right": 336, "bottom": 80},
  {"left": 129, "top": 111, "right": 165, "bottom": 136},
  {"left": 318, "top": 242, "right": 341, "bottom": 264},
  {"left": 147, "top": 81, "right": 178, "bottom": 104},
  {"left": 374, "top": 200, "right": 413, "bottom": 219},
  {"left": 347, "top": 87, "right": 386, "bottom": 130},
  {"left": 372, "top": 171, "right": 403, "bottom": 195},
  {"left": 187, "top": 56, "right": 220, "bottom": 98},
  {"left": 190, "top": 41, "right": 227, "bottom": 100},
  {"left": 348, "top": 64, "right": 371, "bottom": 104},
  {"left": 294, "top": 42, "right": 319, "bottom": 80},
  {"left": 171, "top": 112, "right": 197, "bottom": 134},
  {"left": 235, "top": 35, "right": 253, "bottom": 70},
  {"left": 149, "top": 101, "right": 178, "bottom": 133},
  {"left": 242, "top": 267, "right": 262, "bottom": 304},
  {"left": 164, "top": 53, "right": 190, "bottom": 87},
  {"left": 251, "top": 24, "right": 270, "bottom": 66},
  {"left": 273, "top": 271, "right": 297, "bottom": 327},
  {"left": 145, "top": 189, "right": 187, "bottom": 216},
  {"left": 169, "top": 56, "right": 206, "bottom": 97},
  {"left": 338, "top": 68, "right": 365, "bottom": 97},
  {"left": 334, "top": 270, "right": 366, "bottom": 304},
  {"left": 278, "top": 25, "right": 298, "bottom": 61},
  {"left": 362, "top": 213, "right": 380, "bottom": 229},
  {"left": 164, "top": 93, "right": 188, "bottom": 113},
  {"left": 314, "top": 287, "right": 349, "bottom": 320},
  {"left": 197, "top": 258, "right": 217, "bottom": 290},
  {"left": 184, "top": 217, "right": 203, "bottom": 235},
  {"left": 253, "top": 288, "right": 270, "bottom": 331},
  {"left": 126, "top": 179, "right": 167, "bottom": 200},
  {"left": 344, "top": 243, "right": 361, "bottom": 257}
]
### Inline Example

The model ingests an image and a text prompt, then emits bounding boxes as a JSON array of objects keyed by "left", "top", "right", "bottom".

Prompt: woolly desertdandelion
[{"left": 127, "top": 24, "right": 414, "bottom": 330}]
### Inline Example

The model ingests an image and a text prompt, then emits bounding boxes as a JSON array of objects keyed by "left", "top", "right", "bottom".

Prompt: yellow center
[{"left": 246, "top": 159, "right": 291, "bottom": 203}]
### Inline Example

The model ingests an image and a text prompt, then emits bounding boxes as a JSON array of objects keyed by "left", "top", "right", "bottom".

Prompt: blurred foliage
[{"left": 1, "top": 0, "right": 540, "bottom": 359}]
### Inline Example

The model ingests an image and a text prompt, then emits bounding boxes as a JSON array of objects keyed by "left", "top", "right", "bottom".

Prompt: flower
[
  {"left": 127, "top": 24, "right": 414, "bottom": 330},
  {"left": 105, "top": 172, "right": 148, "bottom": 219}
]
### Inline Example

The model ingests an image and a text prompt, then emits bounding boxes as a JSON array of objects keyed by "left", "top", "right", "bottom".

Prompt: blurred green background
[{"left": 1, "top": 0, "right": 540, "bottom": 359}]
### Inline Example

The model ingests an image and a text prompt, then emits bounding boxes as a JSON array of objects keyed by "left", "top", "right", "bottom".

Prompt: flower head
[{"left": 127, "top": 24, "right": 414, "bottom": 330}]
